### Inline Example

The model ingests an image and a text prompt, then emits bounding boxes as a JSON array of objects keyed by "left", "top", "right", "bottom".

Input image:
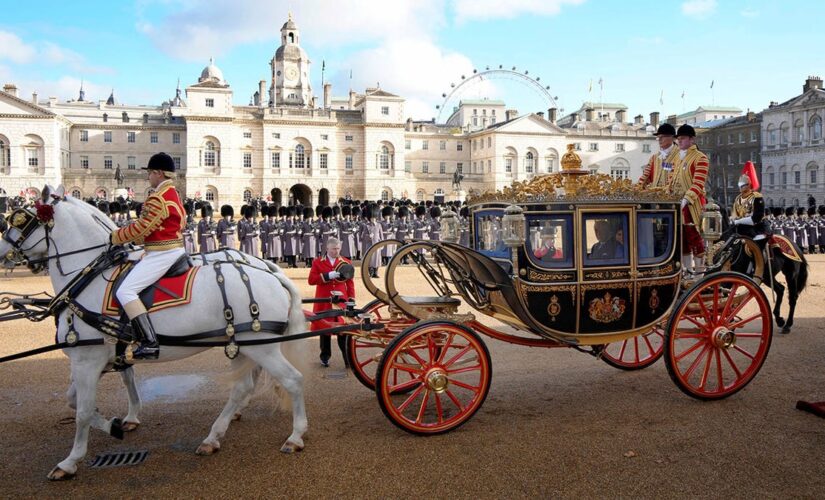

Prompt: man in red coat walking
[{"left": 308, "top": 236, "right": 355, "bottom": 367}]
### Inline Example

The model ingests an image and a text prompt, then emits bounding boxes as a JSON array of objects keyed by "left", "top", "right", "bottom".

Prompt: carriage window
[
  {"left": 526, "top": 214, "right": 573, "bottom": 268},
  {"left": 637, "top": 213, "right": 674, "bottom": 265},
  {"left": 473, "top": 209, "right": 510, "bottom": 261},
  {"left": 583, "top": 213, "right": 629, "bottom": 266}
]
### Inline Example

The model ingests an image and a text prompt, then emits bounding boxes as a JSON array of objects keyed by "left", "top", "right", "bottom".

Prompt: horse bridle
[{"left": 3, "top": 204, "right": 111, "bottom": 276}]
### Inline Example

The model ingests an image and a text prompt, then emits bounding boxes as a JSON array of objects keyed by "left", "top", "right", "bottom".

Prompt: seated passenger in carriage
[
  {"left": 533, "top": 226, "right": 563, "bottom": 261},
  {"left": 731, "top": 161, "right": 769, "bottom": 248},
  {"left": 588, "top": 219, "right": 624, "bottom": 261}
]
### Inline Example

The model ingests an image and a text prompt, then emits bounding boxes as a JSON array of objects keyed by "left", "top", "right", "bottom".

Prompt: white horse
[{"left": 0, "top": 187, "right": 308, "bottom": 480}]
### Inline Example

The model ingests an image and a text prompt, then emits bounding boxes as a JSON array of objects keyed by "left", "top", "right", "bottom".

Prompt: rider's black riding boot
[{"left": 131, "top": 313, "right": 160, "bottom": 360}]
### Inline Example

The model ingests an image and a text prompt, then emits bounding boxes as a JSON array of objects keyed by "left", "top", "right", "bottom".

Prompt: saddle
[
  {"left": 767, "top": 235, "right": 803, "bottom": 263},
  {"left": 102, "top": 255, "right": 199, "bottom": 316}
]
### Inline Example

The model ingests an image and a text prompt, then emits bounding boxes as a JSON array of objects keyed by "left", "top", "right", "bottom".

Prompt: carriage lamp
[
  {"left": 502, "top": 204, "right": 526, "bottom": 248},
  {"left": 701, "top": 200, "right": 723, "bottom": 241},
  {"left": 440, "top": 208, "right": 460, "bottom": 243}
]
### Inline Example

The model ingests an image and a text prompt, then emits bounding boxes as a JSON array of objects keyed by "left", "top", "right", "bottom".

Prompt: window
[
  {"left": 205, "top": 190, "right": 215, "bottom": 202},
  {"left": 26, "top": 148, "right": 39, "bottom": 168},
  {"left": 321, "top": 134, "right": 328, "bottom": 141},
  {"left": 243, "top": 152, "right": 252, "bottom": 169},
  {"left": 405, "top": 139, "right": 411, "bottom": 150},
  {"left": 122, "top": 112, "right": 129, "bottom": 123},
  {"left": 729, "top": 133, "right": 735, "bottom": 145},
  {"left": 416, "top": 190, "right": 425, "bottom": 202},
  {"left": 583, "top": 213, "right": 629, "bottom": 266},
  {"left": 272, "top": 132, "right": 281, "bottom": 139},
  {"left": 810, "top": 116, "right": 822, "bottom": 141},
  {"left": 203, "top": 141, "right": 217, "bottom": 167},
  {"left": 345, "top": 154, "right": 353, "bottom": 173},
  {"left": 751, "top": 130, "right": 758, "bottom": 142},
  {"left": 150, "top": 132, "right": 158, "bottom": 144},
  {"left": 381, "top": 106, "right": 389, "bottom": 115},
  {"left": 243, "top": 190, "right": 252, "bottom": 202},
  {"left": 271, "top": 152, "right": 281, "bottom": 171},
  {"left": 473, "top": 140, "right": 477, "bottom": 151},
  {"left": 611, "top": 166, "right": 629, "bottom": 180},
  {"left": 472, "top": 117, "right": 478, "bottom": 126},
  {"left": 0, "top": 139, "right": 8, "bottom": 169},
  {"left": 173, "top": 157, "right": 181, "bottom": 170},
  {"left": 80, "top": 156, "right": 89, "bottom": 169},
  {"left": 767, "top": 125, "right": 777, "bottom": 145},
  {"left": 637, "top": 213, "right": 674, "bottom": 265},
  {"left": 127, "top": 156, "right": 136, "bottom": 170},
  {"left": 80, "top": 130, "right": 88, "bottom": 142},
  {"left": 573, "top": 143, "right": 581, "bottom": 151},
  {"left": 615, "top": 143, "right": 625, "bottom": 152},
  {"left": 440, "top": 162, "right": 446, "bottom": 174},
  {"left": 487, "top": 160, "right": 491, "bottom": 173},
  {"left": 457, "top": 162, "right": 463, "bottom": 174},
  {"left": 243, "top": 131, "right": 252, "bottom": 139},
  {"left": 71, "top": 189, "right": 81, "bottom": 198},
  {"left": 206, "top": 98, "right": 214, "bottom": 108},
  {"left": 422, "top": 161, "right": 429, "bottom": 174},
  {"left": 794, "top": 171, "right": 801, "bottom": 185},
  {"left": 505, "top": 158, "right": 512, "bottom": 173},
  {"left": 422, "top": 140, "right": 429, "bottom": 150},
  {"left": 320, "top": 153, "right": 328, "bottom": 170},
  {"left": 104, "top": 131, "right": 112, "bottom": 143},
  {"left": 525, "top": 152, "right": 534, "bottom": 173},
  {"left": 642, "top": 144, "right": 651, "bottom": 153},
  {"left": 473, "top": 161, "right": 477, "bottom": 172},
  {"left": 487, "top": 137, "right": 491, "bottom": 148},
  {"left": 345, "top": 135, "right": 353, "bottom": 142},
  {"left": 104, "top": 156, "right": 112, "bottom": 169},
  {"left": 811, "top": 170, "right": 817, "bottom": 185},
  {"left": 769, "top": 173, "right": 775, "bottom": 186},
  {"left": 127, "top": 131, "right": 136, "bottom": 143},
  {"left": 381, "top": 190, "right": 390, "bottom": 202},
  {"left": 480, "top": 138, "right": 484, "bottom": 149},
  {"left": 717, "top": 135, "right": 723, "bottom": 146},
  {"left": 404, "top": 160, "right": 411, "bottom": 173},
  {"left": 491, "top": 117, "right": 496, "bottom": 125},
  {"left": 294, "top": 144, "right": 305, "bottom": 169},
  {"left": 589, "top": 143, "right": 598, "bottom": 152},
  {"left": 546, "top": 157, "right": 555, "bottom": 173},
  {"left": 457, "top": 142, "right": 463, "bottom": 151},
  {"left": 173, "top": 132, "right": 180, "bottom": 144},
  {"left": 525, "top": 215, "right": 573, "bottom": 269},
  {"left": 781, "top": 172, "right": 787, "bottom": 185},
  {"left": 739, "top": 132, "right": 745, "bottom": 143},
  {"left": 439, "top": 140, "right": 446, "bottom": 150},
  {"left": 379, "top": 146, "right": 390, "bottom": 170}
]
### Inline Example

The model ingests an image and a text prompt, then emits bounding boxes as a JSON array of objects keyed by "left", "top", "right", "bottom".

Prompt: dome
[
  {"left": 199, "top": 57, "right": 225, "bottom": 84},
  {"left": 281, "top": 12, "right": 297, "bottom": 31}
]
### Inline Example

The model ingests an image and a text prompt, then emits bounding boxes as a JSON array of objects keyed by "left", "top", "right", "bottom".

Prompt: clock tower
[{"left": 270, "top": 13, "right": 313, "bottom": 108}]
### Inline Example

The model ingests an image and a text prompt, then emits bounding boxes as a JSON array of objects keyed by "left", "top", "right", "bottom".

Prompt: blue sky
[{"left": 1, "top": 0, "right": 823, "bottom": 122}]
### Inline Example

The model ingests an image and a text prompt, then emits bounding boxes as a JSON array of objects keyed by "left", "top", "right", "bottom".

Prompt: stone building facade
[{"left": 0, "top": 15, "right": 658, "bottom": 209}]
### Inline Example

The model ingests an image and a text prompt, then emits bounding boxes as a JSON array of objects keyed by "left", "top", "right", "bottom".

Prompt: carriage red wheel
[
  {"left": 600, "top": 323, "right": 665, "bottom": 370},
  {"left": 347, "top": 299, "right": 417, "bottom": 391},
  {"left": 664, "top": 272, "right": 772, "bottom": 400},
  {"left": 375, "top": 321, "right": 492, "bottom": 435}
]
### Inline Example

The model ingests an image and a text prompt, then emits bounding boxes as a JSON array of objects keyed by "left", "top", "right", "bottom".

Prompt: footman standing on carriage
[
  {"left": 308, "top": 236, "right": 355, "bottom": 368},
  {"left": 110, "top": 152, "right": 185, "bottom": 360},
  {"left": 638, "top": 123, "right": 680, "bottom": 187},
  {"left": 669, "top": 124, "right": 709, "bottom": 274}
]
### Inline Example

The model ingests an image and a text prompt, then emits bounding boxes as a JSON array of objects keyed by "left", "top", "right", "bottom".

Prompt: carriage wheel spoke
[
  {"left": 436, "top": 333, "right": 455, "bottom": 365},
  {"left": 715, "top": 348, "right": 725, "bottom": 391},
  {"left": 450, "top": 379, "right": 481, "bottom": 394},
  {"left": 727, "top": 313, "right": 762, "bottom": 331},
  {"left": 696, "top": 291, "right": 714, "bottom": 324},
  {"left": 426, "top": 334, "right": 439, "bottom": 363},
  {"left": 404, "top": 345, "right": 430, "bottom": 367},
  {"left": 683, "top": 344, "right": 711, "bottom": 379},
  {"left": 633, "top": 336, "right": 641, "bottom": 363},
  {"left": 712, "top": 285, "right": 721, "bottom": 323},
  {"left": 684, "top": 314, "right": 708, "bottom": 330},
  {"left": 732, "top": 344, "right": 756, "bottom": 361},
  {"left": 415, "top": 389, "right": 430, "bottom": 424},
  {"left": 727, "top": 293, "right": 755, "bottom": 325},
  {"left": 446, "top": 364, "right": 481, "bottom": 376},
  {"left": 445, "top": 389, "right": 463, "bottom": 411},
  {"left": 719, "top": 283, "right": 739, "bottom": 324},
  {"left": 444, "top": 345, "right": 473, "bottom": 369},
  {"left": 357, "top": 357, "right": 375, "bottom": 370},
  {"left": 434, "top": 392, "right": 444, "bottom": 424},
  {"left": 389, "top": 377, "right": 421, "bottom": 394},
  {"left": 722, "top": 349, "right": 743, "bottom": 378},
  {"left": 397, "top": 384, "right": 425, "bottom": 412},
  {"left": 699, "top": 346, "right": 715, "bottom": 390},
  {"left": 617, "top": 339, "right": 628, "bottom": 361},
  {"left": 642, "top": 334, "right": 656, "bottom": 357},
  {"left": 390, "top": 363, "right": 424, "bottom": 375},
  {"left": 675, "top": 339, "right": 705, "bottom": 361}
]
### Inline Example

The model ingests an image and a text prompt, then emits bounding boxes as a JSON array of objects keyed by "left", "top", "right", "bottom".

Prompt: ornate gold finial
[{"left": 560, "top": 144, "right": 582, "bottom": 171}]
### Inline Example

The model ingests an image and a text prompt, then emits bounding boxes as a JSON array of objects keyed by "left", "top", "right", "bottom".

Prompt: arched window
[
  {"left": 545, "top": 148, "right": 558, "bottom": 173},
  {"left": 381, "top": 189, "right": 390, "bottom": 202},
  {"left": 525, "top": 151, "right": 535, "bottom": 174},
  {"left": 379, "top": 146, "right": 390, "bottom": 170},
  {"left": 780, "top": 121, "right": 789, "bottom": 144},
  {"left": 202, "top": 140, "right": 220, "bottom": 168},
  {"left": 610, "top": 158, "right": 630, "bottom": 180},
  {"left": 794, "top": 119, "right": 804, "bottom": 142},
  {"left": 416, "top": 189, "right": 425, "bottom": 202},
  {"left": 205, "top": 189, "right": 215, "bottom": 202},
  {"left": 294, "top": 144, "right": 305, "bottom": 169},
  {"left": 0, "top": 135, "right": 9, "bottom": 170},
  {"left": 810, "top": 115, "right": 822, "bottom": 141},
  {"left": 766, "top": 124, "right": 776, "bottom": 145},
  {"left": 71, "top": 189, "right": 81, "bottom": 199},
  {"left": 243, "top": 189, "right": 252, "bottom": 202}
]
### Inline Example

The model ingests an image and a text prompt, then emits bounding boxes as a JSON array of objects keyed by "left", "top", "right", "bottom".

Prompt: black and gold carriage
[{"left": 350, "top": 145, "right": 773, "bottom": 435}]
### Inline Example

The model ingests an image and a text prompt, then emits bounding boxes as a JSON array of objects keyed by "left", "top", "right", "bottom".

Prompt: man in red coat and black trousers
[{"left": 308, "top": 236, "right": 355, "bottom": 367}]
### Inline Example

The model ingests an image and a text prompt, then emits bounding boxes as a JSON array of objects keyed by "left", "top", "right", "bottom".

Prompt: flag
[
  {"left": 681, "top": 90, "right": 685, "bottom": 99},
  {"left": 659, "top": 90, "right": 664, "bottom": 105},
  {"left": 349, "top": 69, "right": 352, "bottom": 79},
  {"left": 598, "top": 77, "right": 603, "bottom": 90},
  {"left": 322, "top": 60, "right": 325, "bottom": 71},
  {"left": 710, "top": 80, "right": 714, "bottom": 89},
  {"left": 588, "top": 79, "right": 592, "bottom": 92}
]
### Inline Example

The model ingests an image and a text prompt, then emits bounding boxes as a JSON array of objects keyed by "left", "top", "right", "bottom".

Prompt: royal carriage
[{"left": 345, "top": 144, "right": 773, "bottom": 435}]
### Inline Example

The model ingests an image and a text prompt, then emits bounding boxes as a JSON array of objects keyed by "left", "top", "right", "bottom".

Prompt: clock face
[{"left": 286, "top": 67, "right": 298, "bottom": 81}]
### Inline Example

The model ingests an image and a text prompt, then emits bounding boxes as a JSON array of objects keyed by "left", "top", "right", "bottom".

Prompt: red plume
[{"left": 742, "top": 161, "right": 759, "bottom": 191}]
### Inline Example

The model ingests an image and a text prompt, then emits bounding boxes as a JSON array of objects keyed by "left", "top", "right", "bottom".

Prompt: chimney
[
  {"left": 258, "top": 80, "right": 266, "bottom": 107},
  {"left": 650, "top": 112, "right": 660, "bottom": 129},
  {"left": 803, "top": 75, "right": 823, "bottom": 92},
  {"left": 634, "top": 114, "right": 644, "bottom": 125},
  {"left": 536, "top": 111, "right": 545, "bottom": 119},
  {"left": 31, "top": 92, "right": 38, "bottom": 105},
  {"left": 323, "top": 82, "right": 331, "bottom": 109},
  {"left": 615, "top": 109, "right": 626, "bottom": 123},
  {"left": 747, "top": 111, "right": 755, "bottom": 121},
  {"left": 2, "top": 84, "right": 18, "bottom": 98},
  {"left": 768, "top": 101, "right": 779, "bottom": 109},
  {"left": 585, "top": 107, "right": 594, "bottom": 121},
  {"left": 667, "top": 114, "right": 677, "bottom": 125},
  {"left": 548, "top": 107, "right": 557, "bottom": 124},
  {"left": 406, "top": 117, "right": 413, "bottom": 131},
  {"left": 505, "top": 109, "right": 519, "bottom": 121},
  {"left": 348, "top": 90, "right": 357, "bottom": 109}
]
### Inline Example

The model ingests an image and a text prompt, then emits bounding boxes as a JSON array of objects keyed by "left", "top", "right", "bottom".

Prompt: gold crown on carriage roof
[{"left": 468, "top": 144, "right": 683, "bottom": 205}]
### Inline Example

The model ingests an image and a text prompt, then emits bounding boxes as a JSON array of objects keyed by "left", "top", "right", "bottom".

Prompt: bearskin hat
[
  {"left": 332, "top": 205, "right": 341, "bottom": 217},
  {"left": 200, "top": 204, "right": 212, "bottom": 218},
  {"left": 382, "top": 206, "right": 393, "bottom": 218},
  {"left": 772, "top": 207, "right": 783, "bottom": 217},
  {"left": 98, "top": 201, "right": 110, "bottom": 215},
  {"left": 286, "top": 206, "right": 296, "bottom": 217},
  {"left": 352, "top": 206, "right": 361, "bottom": 218},
  {"left": 303, "top": 206, "right": 314, "bottom": 219},
  {"left": 430, "top": 206, "right": 441, "bottom": 218},
  {"left": 808, "top": 206, "right": 816, "bottom": 216},
  {"left": 342, "top": 205, "right": 351, "bottom": 217},
  {"left": 785, "top": 206, "right": 795, "bottom": 216},
  {"left": 278, "top": 206, "right": 286, "bottom": 217},
  {"left": 221, "top": 204, "right": 234, "bottom": 218},
  {"left": 460, "top": 206, "right": 469, "bottom": 218},
  {"left": 415, "top": 205, "right": 426, "bottom": 217},
  {"left": 819, "top": 205, "right": 825, "bottom": 216},
  {"left": 797, "top": 207, "right": 805, "bottom": 216},
  {"left": 398, "top": 205, "right": 409, "bottom": 218},
  {"left": 240, "top": 205, "right": 250, "bottom": 219},
  {"left": 316, "top": 205, "right": 324, "bottom": 217},
  {"left": 260, "top": 205, "right": 270, "bottom": 218},
  {"left": 322, "top": 206, "right": 333, "bottom": 220}
]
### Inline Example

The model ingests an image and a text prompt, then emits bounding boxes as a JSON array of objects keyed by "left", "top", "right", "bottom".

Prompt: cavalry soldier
[
  {"left": 308, "top": 237, "right": 355, "bottom": 368},
  {"left": 216, "top": 205, "right": 237, "bottom": 249},
  {"left": 669, "top": 124, "right": 709, "bottom": 273},
  {"left": 197, "top": 204, "right": 216, "bottom": 253},
  {"left": 110, "top": 152, "right": 184, "bottom": 360},
  {"left": 638, "top": 123, "right": 680, "bottom": 187},
  {"left": 731, "top": 161, "right": 769, "bottom": 248}
]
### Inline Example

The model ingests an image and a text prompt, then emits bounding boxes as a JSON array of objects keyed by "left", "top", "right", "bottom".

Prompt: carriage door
[{"left": 635, "top": 210, "right": 679, "bottom": 329}]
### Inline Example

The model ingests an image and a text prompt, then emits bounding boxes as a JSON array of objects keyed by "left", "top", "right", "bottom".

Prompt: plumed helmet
[
  {"left": 382, "top": 206, "right": 393, "bottom": 218},
  {"left": 342, "top": 205, "right": 351, "bottom": 216},
  {"left": 303, "top": 206, "right": 314, "bottom": 219},
  {"left": 430, "top": 206, "right": 441, "bottom": 218},
  {"left": 144, "top": 152, "right": 176, "bottom": 172},
  {"left": 322, "top": 206, "right": 333, "bottom": 219},
  {"left": 221, "top": 204, "right": 234, "bottom": 217},
  {"left": 415, "top": 205, "right": 426, "bottom": 217},
  {"left": 332, "top": 205, "right": 341, "bottom": 216}
]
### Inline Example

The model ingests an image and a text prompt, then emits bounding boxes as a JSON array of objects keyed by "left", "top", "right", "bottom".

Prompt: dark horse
[{"left": 712, "top": 230, "right": 809, "bottom": 334}]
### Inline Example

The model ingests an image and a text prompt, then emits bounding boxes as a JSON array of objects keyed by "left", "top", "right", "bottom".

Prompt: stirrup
[{"left": 131, "top": 342, "right": 159, "bottom": 360}]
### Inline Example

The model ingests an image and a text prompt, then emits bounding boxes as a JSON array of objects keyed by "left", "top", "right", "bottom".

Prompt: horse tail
[{"left": 797, "top": 253, "right": 809, "bottom": 294}]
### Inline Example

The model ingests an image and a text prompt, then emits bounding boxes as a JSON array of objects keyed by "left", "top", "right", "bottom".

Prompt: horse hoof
[
  {"left": 776, "top": 318, "right": 786, "bottom": 327},
  {"left": 110, "top": 418, "right": 124, "bottom": 440},
  {"left": 280, "top": 441, "right": 304, "bottom": 454},
  {"left": 781, "top": 327, "right": 791, "bottom": 334},
  {"left": 122, "top": 421, "right": 140, "bottom": 432},
  {"left": 195, "top": 443, "right": 219, "bottom": 456},
  {"left": 232, "top": 413, "right": 242, "bottom": 422},
  {"left": 47, "top": 466, "right": 76, "bottom": 481}
]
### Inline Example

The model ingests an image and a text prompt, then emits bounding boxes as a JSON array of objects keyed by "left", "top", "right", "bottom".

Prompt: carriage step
[
  {"left": 88, "top": 450, "right": 149, "bottom": 468},
  {"left": 401, "top": 296, "right": 461, "bottom": 307}
]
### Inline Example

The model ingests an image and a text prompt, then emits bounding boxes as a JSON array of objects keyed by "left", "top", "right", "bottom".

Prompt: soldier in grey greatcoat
[
  {"left": 239, "top": 205, "right": 260, "bottom": 257},
  {"left": 301, "top": 206, "right": 317, "bottom": 267},
  {"left": 806, "top": 207, "right": 819, "bottom": 254},
  {"left": 216, "top": 205, "right": 237, "bottom": 249},
  {"left": 267, "top": 206, "right": 284, "bottom": 263},
  {"left": 380, "top": 205, "right": 397, "bottom": 265},
  {"left": 259, "top": 205, "right": 271, "bottom": 257},
  {"left": 339, "top": 206, "right": 357, "bottom": 259},
  {"left": 429, "top": 205, "right": 442, "bottom": 242},
  {"left": 182, "top": 203, "right": 196, "bottom": 254},
  {"left": 197, "top": 204, "right": 217, "bottom": 253},
  {"left": 360, "top": 204, "right": 384, "bottom": 278},
  {"left": 282, "top": 206, "right": 299, "bottom": 268},
  {"left": 319, "top": 206, "right": 336, "bottom": 251}
]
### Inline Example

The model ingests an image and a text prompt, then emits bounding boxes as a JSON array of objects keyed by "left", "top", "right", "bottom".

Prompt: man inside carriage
[{"left": 109, "top": 152, "right": 185, "bottom": 360}]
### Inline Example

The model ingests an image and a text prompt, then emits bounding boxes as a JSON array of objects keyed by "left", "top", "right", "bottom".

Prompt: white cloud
[
  {"left": 0, "top": 31, "right": 37, "bottom": 64},
  {"left": 681, "top": 0, "right": 717, "bottom": 19},
  {"left": 40, "top": 42, "right": 114, "bottom": 75},
  {"left": 3, "top": 72, "right": 111, "bottom": 103},
  {"left": 452, "top": 0, "right": 586, "bottom": 23}
]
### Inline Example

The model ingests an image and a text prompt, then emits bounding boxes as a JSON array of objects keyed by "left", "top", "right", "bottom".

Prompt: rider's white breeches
[{"left": 116, "top": 247, "right": 186, "bottom": 318}]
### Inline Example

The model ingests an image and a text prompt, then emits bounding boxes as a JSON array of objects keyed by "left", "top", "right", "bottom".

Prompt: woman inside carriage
[{"left": 731, "top": 161, "right": 770, "bottom": 248}]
